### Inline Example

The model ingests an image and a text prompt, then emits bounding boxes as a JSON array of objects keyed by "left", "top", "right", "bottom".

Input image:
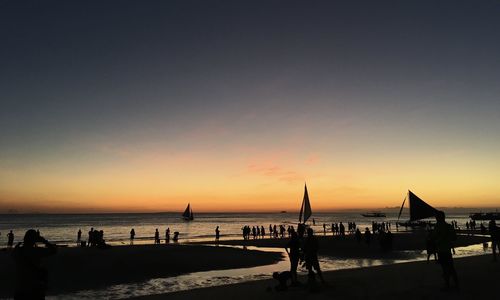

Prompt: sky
[{"left": 1, "top": 0, "right": 500, "bottom": 213}]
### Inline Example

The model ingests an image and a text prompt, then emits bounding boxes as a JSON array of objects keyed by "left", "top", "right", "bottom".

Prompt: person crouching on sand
[{"left": 431, "top": 210, "right": 459, "bottom": 291}]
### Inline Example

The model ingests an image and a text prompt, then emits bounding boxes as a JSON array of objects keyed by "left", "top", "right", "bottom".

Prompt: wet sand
[
  {"left": 198, "top": 232, "right": 490, "bottom": 258},
  {"left": 0, "top": 244, "right": 282, "bottom": 298},
  {"left": 134, "top": 254, "right": 500, "bottom": 300}
]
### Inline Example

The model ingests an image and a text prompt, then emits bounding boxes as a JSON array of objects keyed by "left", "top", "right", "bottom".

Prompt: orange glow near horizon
[{"left": 1, "top": 140, "right": 499, "bottom": 213}]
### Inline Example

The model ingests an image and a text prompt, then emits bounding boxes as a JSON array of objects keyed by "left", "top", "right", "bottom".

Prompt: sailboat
[
  {"left": 182, "top": 203, "right": 194, "bottom": 221},
  {"left": 397, "top": 190, "right": 438, "bottom": 228},
  {"left": 299, "top": 184, "right": 312, "bottom": 224}
]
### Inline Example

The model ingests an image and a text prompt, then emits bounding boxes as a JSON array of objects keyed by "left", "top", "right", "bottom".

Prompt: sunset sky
[{"left": 1, "top": 0, "right": 499, "bottom": 213}]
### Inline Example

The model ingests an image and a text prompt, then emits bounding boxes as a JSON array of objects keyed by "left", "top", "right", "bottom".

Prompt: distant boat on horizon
[
  {"left": 361, "top": 212, "right": 386, "bottom": 218},
  {"left": 182, "top": 203, "right": 194, "bottom": 221}
]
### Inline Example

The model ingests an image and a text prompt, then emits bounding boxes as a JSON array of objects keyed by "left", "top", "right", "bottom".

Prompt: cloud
[
  {"left": 305, "top": 153, "right": 320, "bottom": 165},
  {"left": 247, "top": 163, "right": 303, "bottom": 183}
]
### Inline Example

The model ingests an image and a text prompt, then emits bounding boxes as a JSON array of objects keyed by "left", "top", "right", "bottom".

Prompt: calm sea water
[{"left": 0, "top": 211, "right": 476, "bottom": 246}]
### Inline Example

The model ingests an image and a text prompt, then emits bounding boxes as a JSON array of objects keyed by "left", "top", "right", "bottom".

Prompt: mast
[{"left": 397, "top": 193, "right": 407, "bottom": 222}]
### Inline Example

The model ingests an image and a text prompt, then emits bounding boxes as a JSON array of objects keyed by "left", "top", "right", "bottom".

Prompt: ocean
[{"left": 0, "top": 211, "right": 476, "bottom": 246}]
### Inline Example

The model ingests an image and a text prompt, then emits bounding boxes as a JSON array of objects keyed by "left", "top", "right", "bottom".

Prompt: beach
[
  {"left": 133, "top": 254, "right": 499, "bottom": 300},
  {"left": 0, "top": 231, "right": 492, "bottom": 299},
  {"left": 0, "top": 244, "right": 282, "bottom": 298}
]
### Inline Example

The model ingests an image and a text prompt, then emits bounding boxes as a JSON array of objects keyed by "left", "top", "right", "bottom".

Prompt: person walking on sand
[
  {"left": 303, "top": 228, "right": 326, "bottom": 285},
  {"left": 77, "top": 229, "right": 82, "bottom": 245},
  {"left": 431, "top": 211, "right": 459, "bottom": 291},
  {"left": 215, "top": 226, "right": 220, "bottom": 242},
  {"left": 165, "top": 228, "right": 170, "bottom": 244},
  {"left": 285, "top": 231, "right": 301, "bottom": 285},
  {"left": 12, "top": 229, "right": 57, "bottom": 300}
]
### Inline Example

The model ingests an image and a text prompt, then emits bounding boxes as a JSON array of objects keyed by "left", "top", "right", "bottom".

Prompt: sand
[
  {"left": 134, "top": 254, "right": 500, "bottom": 300},
  {"left": 0, "top": 244, "right": 282, "bottom": 298}
]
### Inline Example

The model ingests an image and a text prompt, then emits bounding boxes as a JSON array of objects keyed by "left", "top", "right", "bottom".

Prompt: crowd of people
[
  {"left": 87, "top": 228, "right": 109, "bottom": 249},
  {"left": 274, "top": 225, "right": 326, "bottom": 291}
]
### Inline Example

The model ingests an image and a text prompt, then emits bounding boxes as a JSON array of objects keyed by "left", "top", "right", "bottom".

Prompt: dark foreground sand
[
  {"left": 134, "top": 254, "right": 500, "bottom": 300},
  {"left": 199, "top": 232, "right": 490, "bottom": 259},
  {"left": 0, "top": 244, "right": 282, "bottom": 298}
]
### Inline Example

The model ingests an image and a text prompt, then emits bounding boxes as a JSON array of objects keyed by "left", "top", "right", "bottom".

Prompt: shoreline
[
  {"left": 133, "top": 254, "right": 499, "bottom": 300},
  {"left": 194, "top": 232, "right": 490, "bottom": 259}
]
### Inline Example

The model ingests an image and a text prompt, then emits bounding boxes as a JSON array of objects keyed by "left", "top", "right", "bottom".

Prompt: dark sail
[
  {"left": 182, "top": 203, "right": 193, "bottom": 220},
  {"left": 408, "top": 190, "right": 437, "bottom": 221}
]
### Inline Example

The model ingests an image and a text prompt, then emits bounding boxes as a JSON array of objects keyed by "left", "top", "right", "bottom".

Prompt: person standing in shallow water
[
  {"left": 77, "top": 229, "right": 82, "bottom": 245},
  {"left": 215, "top": 226, "right": 220, "bottom": 242},
  {"left": 154, "top": 229, "right": 160, "bottom": 244},
  {"left": 165, "top": 228, "right": 170, "bottom": 244},
  {"left": 12, "top": 229, "right": 57, "bottom": 300},
  {"left": 7, "top": 230, "right": 14, "bottom": 247},
  {"left": 431, "top": 210, "right": 459, "bottom": 291},
  {"left": 130, "top": 228, "right": 135, "bottom": 245}
]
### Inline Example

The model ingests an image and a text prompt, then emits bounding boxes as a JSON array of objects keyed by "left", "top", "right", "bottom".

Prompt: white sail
[{"left": 299, "top": 184, "right": 312, "bottom": 223}]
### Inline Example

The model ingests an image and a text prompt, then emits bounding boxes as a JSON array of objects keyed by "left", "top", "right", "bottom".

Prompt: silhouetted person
[
  {"left": 272, "top": 271, "right": 292, "bottom": 291},
  {"left": 426, "top": 230, "right": 437, "bottom": 262},
  {"left": 488, "top": 220, "right": 499, "bottom": 261},
  {"left": 165, "top": 228, "right": 170, "bottom": 244},
  {"left": 215, "top": 226, "right": 220, "bottom": 241},
  {"left": 173, "top": 231, "right": 179, "bottom": 242},
  {"left": 431, "top": 211, "right": 459, "bottom": 291},
  {"left": 355, "top": 228, "right": 362, "bottom": 243},
  {"left": 480, "top": 222, "right": 487, "bottom": 234},
  {"left": 88, "top": 228, "right": 94, "bottom": 247},
  {"left": 130, "top": 228, "right": 135, "bottom": 245},
  {"left": 323, "top": 223, "right": 326, "bottom": 235},
  {"left": 303, "top": 228, "right": 326, "bottom": 286},
  {"left": 154, "top": 229, "right": 160, "bottom": 244},
  {"left": 7, "top": 230, "right": 14, "bottom": 248},
  {"left": 297, "top": 223, "right": 305, "bottom": 239},
  {"left": 77, "top": 229, "right": 82, "bottom": 245},
  {"left": 385, "top": 230, "right": 393, "bottom": 250},
  {"left": 285, "top": 231, "right": 301, "bottom": 285},
  {"left": 364, "top": 228, "right": 371, "bottom": 245},
  {"left": 12, "top": 229, "right": 57, "bottom": 300}
]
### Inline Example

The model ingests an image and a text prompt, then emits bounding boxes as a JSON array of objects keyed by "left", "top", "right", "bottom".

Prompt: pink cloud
[{"left": 247, "top": 163, "right": 303, "bottom": 183}]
